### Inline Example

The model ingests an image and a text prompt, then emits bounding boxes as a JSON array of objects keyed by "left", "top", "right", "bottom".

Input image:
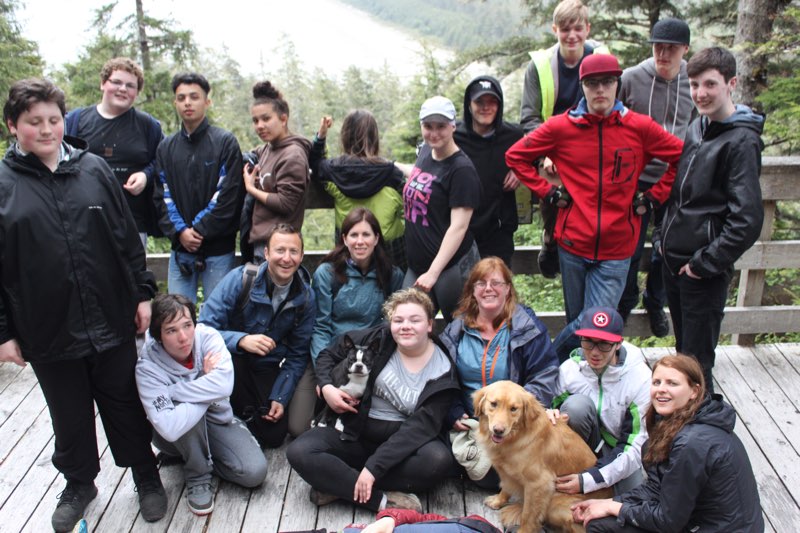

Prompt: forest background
[{"left": 1, "top": 0, "right": 798, "bottom": 343}]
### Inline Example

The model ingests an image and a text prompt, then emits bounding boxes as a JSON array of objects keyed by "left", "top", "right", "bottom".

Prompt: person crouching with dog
[
  {"left": 287, "top": 288, "right": 460, "bottom": 512},
  {"left": 547, "top": 307, "right": 652, "bottom": 496},
  {"left": 135, "top": 294, "right": 267, "bottom": 516}
]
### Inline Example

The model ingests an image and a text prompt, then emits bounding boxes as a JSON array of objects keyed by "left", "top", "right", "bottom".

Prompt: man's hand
[
  {"left": 502, "top": 170, "right": 520, "bottom": 191},
  {"left": 555, "top": 473, "right": 581, "bottom": 494},
  {"left": 679, "top": 263, "right": 701, "bottom": 279},
  {"left": 263, "top": 400, "right": 284, "bottom": 422},
  {"left": 237, "top": 334, "right": 276, "bottom": 356},
  {"left": 362, "top": 516, "right": 396, "bottom": 533},
  {"left": 354, "top": 467, "right": 376, "bottom": 504},
  {"left": 123, "top": 172, "right": 148, "bottom": 196},
  {"left": 545, "top": 186, "right": 571, "bottom": 208},
  {"left": 321, "top": 384, "right": 359, "bottom": 414},
  {"left": 0, "top": 339, "right": 25, "bottom": 367},
  {"left": 453, "top": 413, "right": 470, "bottom": 431},
  {"left": 539, "top": 157, "right": 561, "bottom": 185},
  {"left": 632, "top": 192, "right": 658, "bottom": 216},
  {"left": 318, "top": 116, "right": 333, "bottom": 139},
  {"left": 178, "top": 228, "right": 203, "bottom": 253},
  {"left": 571, "top": 499, "right": 622, "bottom": 526},
  {"left": 135, "top": 301, "right": 151, "bottom": 334},
  {"left": 203, "top": 352, "right": 222, "bottom": 374}
]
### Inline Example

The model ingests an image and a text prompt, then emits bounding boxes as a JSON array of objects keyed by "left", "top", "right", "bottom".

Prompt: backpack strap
[{"left": 236, "top": 262, "right": 259, "bottom": 315}]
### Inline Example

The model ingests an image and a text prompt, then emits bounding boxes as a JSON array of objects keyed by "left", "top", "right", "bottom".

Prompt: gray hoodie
[
  {"left": 136, "top": 323, "right": 234, "bottom": 442},
  {"left": 619, "top": 57, "right": 696, "bottom": 185}
]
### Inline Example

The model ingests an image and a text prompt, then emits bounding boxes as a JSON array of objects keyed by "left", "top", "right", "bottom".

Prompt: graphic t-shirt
[
  {"left": 369, "top": 344, "right": 451, "bottom": 421},
  {"left": 403, "top": 145, "right": 481, "bottom": 273},
  {"left": 75, "top": 106, "right": 156, "bottom": 230}
]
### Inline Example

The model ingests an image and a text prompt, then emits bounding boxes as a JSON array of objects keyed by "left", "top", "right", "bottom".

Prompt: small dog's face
[
  {"left": 341, "top": 335, "right": 379, "bottom": 378},
  {"left": 474, "top": 381, "right": 538, "bottom": 444}
]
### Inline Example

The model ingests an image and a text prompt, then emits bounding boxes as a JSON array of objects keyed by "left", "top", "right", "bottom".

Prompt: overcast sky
[{"left": 17, "top": 0, "right": 448, "bottom": 79}]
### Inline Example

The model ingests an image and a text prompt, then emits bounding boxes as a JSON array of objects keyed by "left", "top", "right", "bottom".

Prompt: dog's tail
[{"left": 499, "top": 502, "right": 523, "bottom": 527}]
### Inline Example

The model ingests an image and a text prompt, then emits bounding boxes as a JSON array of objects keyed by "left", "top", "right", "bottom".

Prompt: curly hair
[
  {"left": 643, "top": 354, "right": 706, "bottom": 465},
  {"left": 454, "top": 257, "right": 518, "bottom": 330},
  {"left": 100, "top": 57, "right": 144, "bottom": 91},
  {"left": 252, "top": 80, "right": 289, "bottom": 118},
  {"left": 383, "top": 288, "right": 435, "bottom": 322}
]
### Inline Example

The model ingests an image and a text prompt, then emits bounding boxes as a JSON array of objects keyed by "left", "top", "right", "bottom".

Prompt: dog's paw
[{"left": 484, "top": 494, "right": 507, "bottom": 509}]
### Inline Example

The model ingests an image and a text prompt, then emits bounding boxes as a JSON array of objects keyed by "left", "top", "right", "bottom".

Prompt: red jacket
[{"left": 506, "top": 102, "right": 684, "bottom": 260}]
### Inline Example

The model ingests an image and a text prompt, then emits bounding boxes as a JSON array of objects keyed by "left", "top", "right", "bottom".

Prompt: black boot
[
  {"left": 51, "top": 479, "right": 98, "bottom": 532},
  {"left": 132, "top": 464, "right": 167, "bottom": 522}
]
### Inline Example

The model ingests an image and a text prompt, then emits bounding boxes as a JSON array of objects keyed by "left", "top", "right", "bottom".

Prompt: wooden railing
[{"left": 146, "top": 156, "right": 800, "bottom": 342}]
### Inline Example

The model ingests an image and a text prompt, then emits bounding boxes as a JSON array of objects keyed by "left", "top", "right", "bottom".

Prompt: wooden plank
[
  {"left": 427, "top": 477, "right": 465, "bottom": 518},
  {"left": 713, "top": 347, "right": 800, "bottom": 508},
  {"left": 0, "top": 405, "right": 55, "bottom": 507},
  {"left": 279, "top": 469, "right": 317, "bottom": 531},
  {"left": 775, "top": 343, "right": 800, "bottom": 375},
  {"left": 744, "top": 344, "right": 800, "bottom": 413},
  {"left": 733, "top": 198, "right": 777, "bottom": 346},
  {"left": 0, "top": 367, "right": 42, "bottom": 444},
  {"left": 317, "top": 499, "right": 356, "bottom": 531},
  {"left": 206, "top": 481, "right": 250, "bottom": 532},
  {"left": 0, "top": 362, "right": 25, "bottom": 395},
  {"left": 352, "top": 505, "right": 375, "bottom": 527},
  {"left": 241, "top": 445, "right": 292, "bottom": 533},
  {"left": 463, "top": 482, "right": 501, "bottom": 528},
  {"left": 759, "top": 156, "right": 800, "bottom": 200},
  {"left": 156, "top": 483, "right": 210, "bottom": 533},
  {"left": 720, "top": 346, "right": 800, "bottom": 455}
]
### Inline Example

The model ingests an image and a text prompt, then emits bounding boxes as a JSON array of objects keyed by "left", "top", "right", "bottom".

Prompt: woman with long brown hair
[{"left": 571, "top": 354, "right": 763, "bottom": 532}]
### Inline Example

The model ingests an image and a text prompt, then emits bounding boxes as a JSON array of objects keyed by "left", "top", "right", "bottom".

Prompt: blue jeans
[
  {"left": 618, "top": 205, "right": 666, "bottom": 318},
  {"left": 168, "top": 250, "right": 236, "bottom": 304},
  {"left": 554, "top": 246, "right": 630, "bottom": 361}
]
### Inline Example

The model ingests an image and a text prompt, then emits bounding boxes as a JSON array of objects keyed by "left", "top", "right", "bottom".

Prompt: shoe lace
[
  {"left": 134, "top": 472, "right": 162, "bottom": 495},
  {"left": 56, "top": 484, "right": 81, "bottom": 506},
  {"left": 187, "top": 483, "right": 212, "bottom": 496}
]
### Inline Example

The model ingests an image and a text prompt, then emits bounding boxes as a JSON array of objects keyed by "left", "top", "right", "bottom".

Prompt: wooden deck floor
[{"left": 1, "top": 344, "right": 799, "bottom": 532}]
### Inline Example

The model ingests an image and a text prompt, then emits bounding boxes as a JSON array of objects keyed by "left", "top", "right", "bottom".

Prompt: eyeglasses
[
  {"left": 241, "top": 405, "right": 270, "bottom": 423},
  {"left": 580, "top": 338, "right": 616, "bottom": 353},
  {"left": 582, "top": 77, "right": 618, "bottom": 89},
  {"left": 474, "top": 280, "right": 509, "bottom": 290},
  {"left": 107, "top": 79, "right": 138, "bottom": 91}
]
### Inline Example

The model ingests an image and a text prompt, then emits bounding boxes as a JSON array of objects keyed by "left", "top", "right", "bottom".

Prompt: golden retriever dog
[{"left": 474, "top": 381, "right": 613, "bottom": 533}]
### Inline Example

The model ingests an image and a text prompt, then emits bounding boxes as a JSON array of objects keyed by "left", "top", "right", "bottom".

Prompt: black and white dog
[{"left": 314, "top": 334, "right": 379, "bottom": 431}]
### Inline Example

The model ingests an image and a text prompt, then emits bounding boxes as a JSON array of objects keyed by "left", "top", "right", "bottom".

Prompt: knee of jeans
[{"left": 239, "top": 453, "right": 268, "bottom": 488}]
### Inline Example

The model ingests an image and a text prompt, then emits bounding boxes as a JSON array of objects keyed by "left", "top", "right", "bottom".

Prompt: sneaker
[
  {"left": 309, "top": 488, "right": 338, "bottom": 506},
  {"left": 538, "top": 237, "right": 560, "bottom": 279},
  {"left": 646, "top": 306, "right": 670, "bottom": 337},
  {"left": 51, "top": 480, "right": 98, "bottom": 532},
  {"left": 132, "top": 465, "right": 167, "bottom": 522},
  {"left": 384, "top": 491, "right": 422, "bottom": 512},
  {"left": 186, "top": 481, "right": 215, "bottom": 515}
]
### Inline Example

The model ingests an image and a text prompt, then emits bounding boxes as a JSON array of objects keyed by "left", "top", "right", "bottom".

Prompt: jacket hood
[
  {"left": 5, "top": 137, "right": 88, "bottom": 175},
  {"left": 570, "top": 98, "right": 627, "bottom": 121},
  {"left": 318, "top": 156, "right": 403, "bottom": 198},
  {"left": 628, "top": 58, "right": 691, "bottom": 134},
  {"left": 271, "top": 133, "right": 313, "bottom": 154},
  {"left": 698, "top": 104, "right": 765, "bottom": 140},
  {"left": 462, "top": 75, "right": 505, "bottom": 133},
  {"left": 689, "top": 394, "right": 735, "bottom": 433}
]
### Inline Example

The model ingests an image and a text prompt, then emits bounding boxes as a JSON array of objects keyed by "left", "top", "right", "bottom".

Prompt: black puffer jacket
[
  {"left": 616, "top": 395, "right": 763, "bottom": 532},
  {"left": 660, "top": 106, "right": 765, "bottom": 277},
  {"left": 315, "top": 325, "right": 459, "bottom": 480},
  {"left": 0, "top": 140, "right": 156, "bottom": 362},
  {"left": 454, "top": 75, "right": 523, "bottom": 239}
]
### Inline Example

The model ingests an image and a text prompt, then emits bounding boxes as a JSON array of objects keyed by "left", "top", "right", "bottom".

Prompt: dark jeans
[
  {"left": 286, "top": 425, "right": 455, "bottom": 511},
  {"left": 663, "top": 267, "right": 733, "bottom": 394},
  {"left": 230, "top": 355, "right": 289, "bottom": 448},
  {"left": 31, "top": 341, "right": 156, "bottom": 484},
  {"left": 618, "top": 205, "right": 666, "bottom": 318}
]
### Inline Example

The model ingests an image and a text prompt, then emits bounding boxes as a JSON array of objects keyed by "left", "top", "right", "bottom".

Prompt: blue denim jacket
[{"left": 199, "top": 262, "right": 315, "bottom": 405}]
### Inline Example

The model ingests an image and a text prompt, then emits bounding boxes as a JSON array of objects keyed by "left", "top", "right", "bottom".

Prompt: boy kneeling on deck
[{"left": 136, "top": 294, "right": 268, "bottom": 515}]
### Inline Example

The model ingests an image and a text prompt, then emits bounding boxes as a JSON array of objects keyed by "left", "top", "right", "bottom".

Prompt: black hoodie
[{"left": 454, "top": 76, "right": 524, "bottom": 238}]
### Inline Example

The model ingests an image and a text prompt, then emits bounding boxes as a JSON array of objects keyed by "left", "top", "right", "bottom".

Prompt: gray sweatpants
[{"left": 153, "top": 416, "right": 268, "bottom": 488}]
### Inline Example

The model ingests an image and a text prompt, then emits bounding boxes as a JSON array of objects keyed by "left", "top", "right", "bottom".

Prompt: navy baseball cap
[{"left": 575, "top": 306, "right": 624, "bottom": 342}]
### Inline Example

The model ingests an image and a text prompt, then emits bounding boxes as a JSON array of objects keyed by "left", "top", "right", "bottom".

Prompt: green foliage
[
  {"left": 0, "top": 0, "right": 44, "bottom": 139},
  {"left": 756, "top": 7, "right": 800, "bottom": 154}
]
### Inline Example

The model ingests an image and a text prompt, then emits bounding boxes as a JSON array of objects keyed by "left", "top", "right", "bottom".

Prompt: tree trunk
[
  {"left": 135, "top": 0, "right": 150, "bottom": 72},
  {"left": 733, "top": 0, "right": 791, "bottom": 109}
]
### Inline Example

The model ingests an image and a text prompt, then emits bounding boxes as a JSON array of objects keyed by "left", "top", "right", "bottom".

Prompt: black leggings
[
  {"left": 586, "top": 516, "right": 649, "bottom": 532},
  {"left": 287, "top": 425, "right": 455, "bottom": 511}
]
